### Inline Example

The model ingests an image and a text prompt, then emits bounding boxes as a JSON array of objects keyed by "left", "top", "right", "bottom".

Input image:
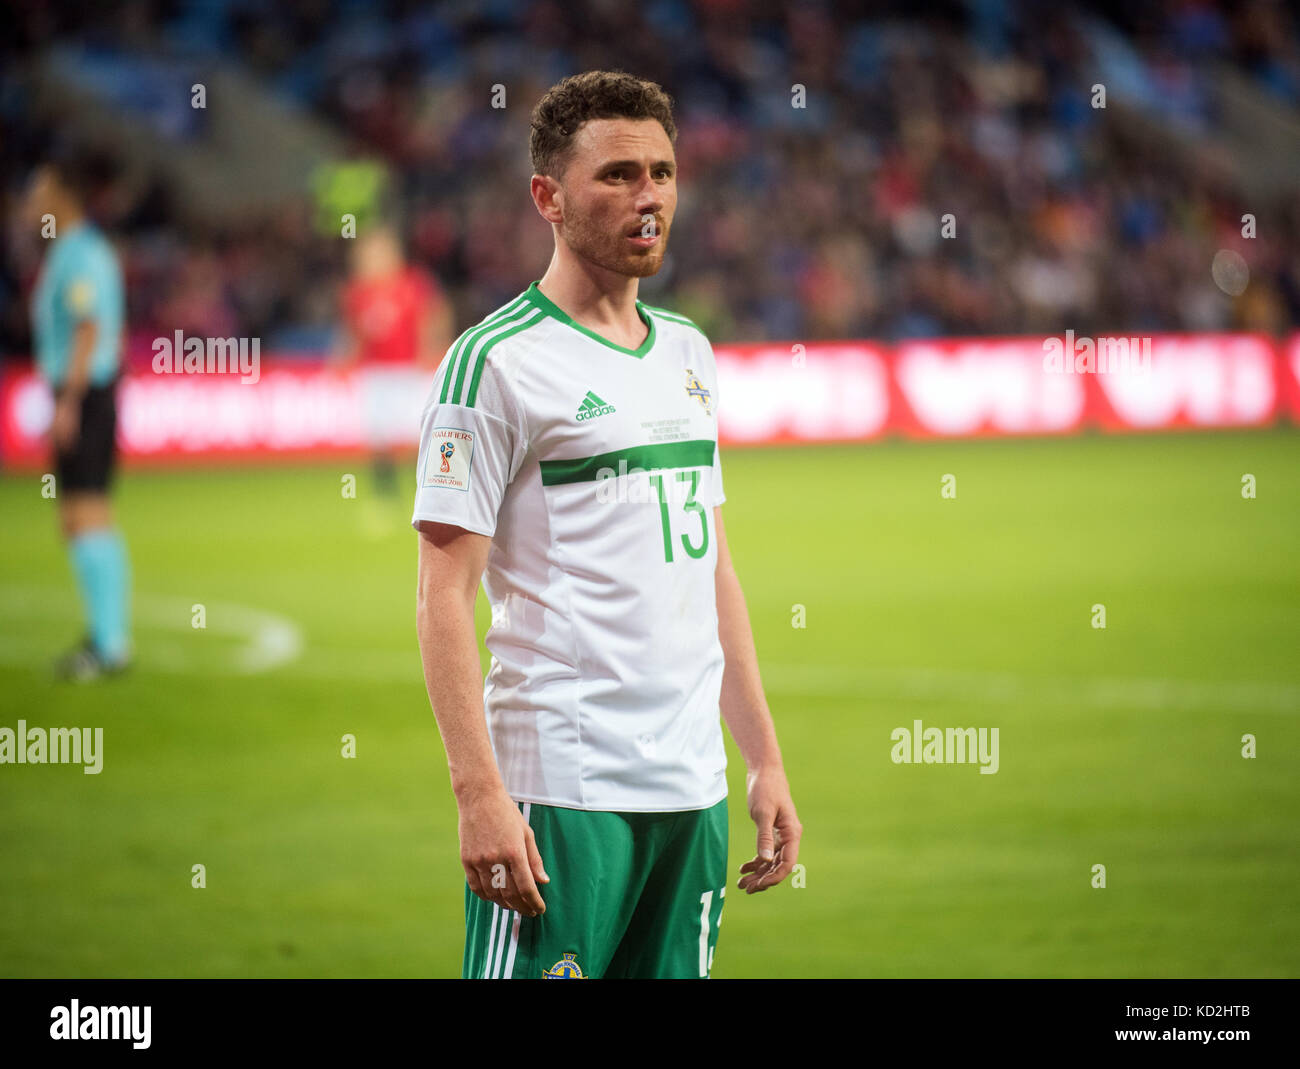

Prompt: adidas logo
[{"left": 575, "top": 390, "right": 616, "bottom": 421}]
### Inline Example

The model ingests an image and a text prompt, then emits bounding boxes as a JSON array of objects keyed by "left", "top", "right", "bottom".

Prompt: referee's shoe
[{"left": 54, "top": 635, "right": 130, "bottom": 682}]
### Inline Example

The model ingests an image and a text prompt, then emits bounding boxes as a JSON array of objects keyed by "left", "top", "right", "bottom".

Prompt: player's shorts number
[{"left": 650, "top": 469, "right": 709, "bottom": 563}]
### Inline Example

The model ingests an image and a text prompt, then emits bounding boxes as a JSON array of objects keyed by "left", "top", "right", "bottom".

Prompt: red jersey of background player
[{"left": 342, "top": 264, "right": 444, "bottom": 365}]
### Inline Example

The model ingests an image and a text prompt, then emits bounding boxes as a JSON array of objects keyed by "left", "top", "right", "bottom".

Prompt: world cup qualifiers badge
[
  {"left": 439, "top": 440, "right": 455, "bottom": 473},
  {"left": 684, "top": 368, "right": 712, "bottom": 414},
  {"left": 542, "top": 953, "right": 587, "bottom": 978}
]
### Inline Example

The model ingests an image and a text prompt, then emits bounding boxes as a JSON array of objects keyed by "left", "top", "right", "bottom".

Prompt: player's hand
[
  {"left": 51, "top": 394, "right": 81, "bottom": 452},
  {"left": 457, "top": 785, "right": 550, "bottom": 917},
  {"left": 738, "top": 764, "right": 801, "bottom": 894}
]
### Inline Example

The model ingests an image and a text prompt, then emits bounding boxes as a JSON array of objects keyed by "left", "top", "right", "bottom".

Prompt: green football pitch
[{"left": 2, "top": 429, "right": 1297, "bottom": 978}]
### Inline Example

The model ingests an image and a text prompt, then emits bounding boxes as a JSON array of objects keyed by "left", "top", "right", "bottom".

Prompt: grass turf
[{"left": 1, "top": 428, "right": 1297, "bottom": 977}]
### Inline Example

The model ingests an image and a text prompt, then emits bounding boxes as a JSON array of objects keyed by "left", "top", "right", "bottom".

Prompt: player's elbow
[{"left": 714, "top": 555, "right": 741, "bottom": 596}]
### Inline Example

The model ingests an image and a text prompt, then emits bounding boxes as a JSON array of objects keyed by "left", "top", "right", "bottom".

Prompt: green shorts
[{"left": 463, "top": 796, "right": 728, "bottom": 979}]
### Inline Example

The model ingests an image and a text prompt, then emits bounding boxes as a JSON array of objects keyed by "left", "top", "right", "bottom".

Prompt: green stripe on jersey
[
  {"left": 465, "top": 307, "right": 544, "bottom": 408},
  {"left": 439, "top": 296, "right": 528, "bottom": 405},
  {"left": 449, "top": 301, "right": 535, "bottom": 406},
  {"left": 539, "top": 438, "right": 716, "bottom": 486},
  {"left": 525, "top": 282, "right": 656, "bottom": 358},
  {"left": 640, "top": 304, "right": 706, "bottom": 335}
]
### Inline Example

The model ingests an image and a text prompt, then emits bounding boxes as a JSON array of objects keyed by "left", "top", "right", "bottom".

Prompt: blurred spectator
[
  {"left": 2, "top": 0, "right": 1298, "bottom": 357},
  {"left": 333, "top": 223, "right": 451, "bottom": 495}
]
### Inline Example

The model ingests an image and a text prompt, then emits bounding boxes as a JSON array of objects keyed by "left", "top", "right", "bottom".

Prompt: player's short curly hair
[{"left": 529, "top": 70, "right": 676, "bottom": 179}]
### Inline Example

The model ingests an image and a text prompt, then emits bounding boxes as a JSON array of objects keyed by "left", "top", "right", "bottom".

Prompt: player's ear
[{"left": 530, "top": 173, "right": 563, "bottom": 225}]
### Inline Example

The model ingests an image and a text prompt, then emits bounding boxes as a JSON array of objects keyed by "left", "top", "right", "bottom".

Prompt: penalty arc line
[{"left": 0, "top": 586, "right": 303, "bottom": 676}]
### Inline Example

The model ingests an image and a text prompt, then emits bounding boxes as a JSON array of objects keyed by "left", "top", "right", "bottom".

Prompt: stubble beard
[{"left": 562, "top": 212, "right": 669, "bottom": 279}]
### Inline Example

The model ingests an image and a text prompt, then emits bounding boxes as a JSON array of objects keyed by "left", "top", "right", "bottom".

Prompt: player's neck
[
  {"left": 536, "top": 254, "right": 645, "bottom": 348},
  {"left": 58, "top": 207, "right": 87, "bottom": 235}
]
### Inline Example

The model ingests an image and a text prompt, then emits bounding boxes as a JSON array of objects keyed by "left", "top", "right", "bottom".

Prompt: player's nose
[{"left": 632, "top": 176, "right": 663, "bottom": 213}]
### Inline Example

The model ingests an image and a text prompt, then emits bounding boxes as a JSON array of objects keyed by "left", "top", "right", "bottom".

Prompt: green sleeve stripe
[
  {"left": 465, "top": 307, "right": 545, "bottom": 408},
  {"left": 439, "top": 327, "right": 479, "bottom": 404},
  {"left": 440, "top": 296, "right": 528, "bottom": 404},
  {"left": 641, "top": 305, "right": 705, "bottom": 334},
  {"left": 641, "top": 305, "right": 690, "bottom": 324},
  {"left": 539, "top": 438, "right": 717, "bottom": 486},
  {"left": 437, "top": 348, "right": 455, "bottom": 403},
  {"left": 447, "top": 297, "right": 531, "bottom": 404},
  {"left": 449, "top": 299, "right": 532, "bottom": 405},
  {"left": 440, "top": 323, "right": 483, "bottom": 404}
]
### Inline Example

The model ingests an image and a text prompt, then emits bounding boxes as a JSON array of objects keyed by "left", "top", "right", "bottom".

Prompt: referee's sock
[{"left": 69, "top": 528, "right": 132, "bottom": 665}]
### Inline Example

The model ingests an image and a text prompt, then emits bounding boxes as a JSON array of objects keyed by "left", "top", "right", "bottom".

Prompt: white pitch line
[
  {"left": 0, "top": 586, "right": 303, "bottom": 676},
  {"left": 759, "top": 663, "right": 1300, "bottom": 715},
  {"left": 268, "top": 651, "right": 1299, "bottom": 715},
  {"left": 3, "top": 584, "right": 1293, "bottom": 712}
]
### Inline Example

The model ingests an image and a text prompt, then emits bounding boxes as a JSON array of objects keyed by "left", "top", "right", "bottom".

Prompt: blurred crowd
[{"left": 3, "top": 0, "right": 1299, "bottom": 363}]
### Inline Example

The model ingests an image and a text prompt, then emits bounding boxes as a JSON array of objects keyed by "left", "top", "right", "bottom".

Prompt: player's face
[
  {"left": 352, "top": 229, "right": 402, "bottom": 279},
  {"left": 556, "top": 118, "right": 676, "bottom": 278}
]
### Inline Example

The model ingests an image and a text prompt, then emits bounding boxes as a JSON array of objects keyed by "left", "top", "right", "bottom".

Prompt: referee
[{"left": 24, "top": 154, "right": 132, "bottom": 680}]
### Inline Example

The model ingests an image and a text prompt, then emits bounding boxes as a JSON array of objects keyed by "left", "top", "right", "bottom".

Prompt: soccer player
[
  {"left": 24, "top": 154, "right": 132, "bottom": 681},
  {"left": 413, "top": 71, "right": 801, "bottom": 979},
  {"left": 334, "top": 223, "right": 451, "bottom": 497}
]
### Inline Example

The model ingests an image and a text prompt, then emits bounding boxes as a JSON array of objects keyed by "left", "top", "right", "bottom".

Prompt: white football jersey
[{"left": 411, "top": 281, "right": 728, "bottom": 812}]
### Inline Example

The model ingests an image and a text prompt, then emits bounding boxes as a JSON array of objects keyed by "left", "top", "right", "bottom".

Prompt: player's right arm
[{"left": 416, "top": 519, "right": 549, "bottom": 917}]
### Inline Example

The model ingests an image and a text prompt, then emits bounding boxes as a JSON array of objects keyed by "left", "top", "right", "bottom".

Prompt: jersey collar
[{"left": 523, "top": 281, "right": 656, "bottom": 359}]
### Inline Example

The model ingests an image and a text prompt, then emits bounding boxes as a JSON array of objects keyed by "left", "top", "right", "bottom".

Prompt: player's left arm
[{"left": 714, "top": 505, "right": 802, "bottom": 893}]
